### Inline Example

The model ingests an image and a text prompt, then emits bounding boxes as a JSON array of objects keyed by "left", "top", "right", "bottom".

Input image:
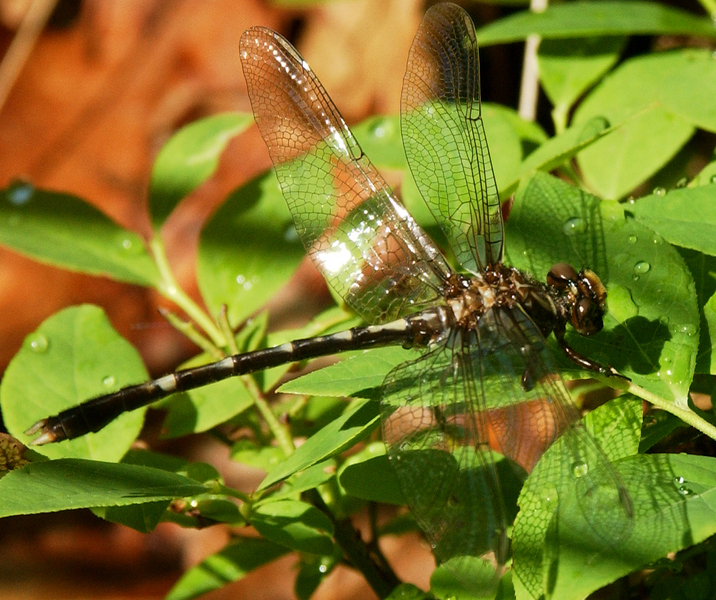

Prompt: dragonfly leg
[{"left": 554, "top": 329, "right": 627, "bottom": 380}]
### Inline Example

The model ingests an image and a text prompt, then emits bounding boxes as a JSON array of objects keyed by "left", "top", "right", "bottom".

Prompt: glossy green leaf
[
  {"left": 476, "top": 1, "right": 716, "bottom": 46},
  {"left": 680, "top": 248, "right": 716, "bottom": 375},
  {"left": 265, "top": 460, "right": 336, "bottom": 503},
  {"left": 0, "top": 183, "right": 160, "bottom": 285},
  {"left": 580, "top": 107, "right": 693, "bottom": 199},
  {"left": 0, "top": 458, "right": 207, "bottom": 517},
  {"left": 338, "top": 444, "right": 404, "bottom": 505},
  {"left": 259, "top": 399, "right": 379, "bottom": 490},
  {"left": 387, "top": 583, "right": 433, "bottom": 600},
  {"left": 538, "top": 36, "right": 626, "bottom": 119},
  {"left": 0, "top": 305, "right": 148, "bottom": 461},
  {"left": 575, "top": 49, "right": 716, "bottom": 198},
  {"left": 515, "top": 451, "right": 716, "bottom": 600},
  {"left": 502, "top": 113, "right": 634, "bottom": 198},
  {"left": 352, "top": 115, "right": 406, "bottom": 170},
  {"left": 279, "top": 346, "right": 415, "bottom": 397},
  {"left": 251, "top": 499, "right": 334, "bottom": 555},
  {"left": 627, "top": 186, "right": 716, "bottom": 256},
  {"left": 507, "top": 173, "right": 699, "bottom": 405},
  {"left": 197, "top": 171, "right": 303, "bottom": 327},
  {"left": 165, "top": 537, "right": 289, "bottom": 600},
  {"left": 149, "top": 112, "right": 253, "bottom": 227}
]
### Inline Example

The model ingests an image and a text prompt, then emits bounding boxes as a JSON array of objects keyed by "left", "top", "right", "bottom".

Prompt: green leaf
[
  {"left": 279, "top": 346, "right": 415, "bottom": 397},
  {"left": 507, "top": 173, "right": 699, "bottom": 405},
  {"left": 265, "top": 460, "right": 336, "bottom": 502},
  {"left": 352, "top": 115, "right": 406, "bottom": 170},
  {"left": 538, "top": 36, "right": 626, "bottom": 121},
  {"left": 680, "top": 248, "right": 716, "bottom": 375},
  {"left": 502, "top": 113, "right": 633, "bottom": 197},
  {"left": 295, "top": 553, "right": 340, "bottom": 600},
  {"left": 165, "top": 537, "right": 289, "bottom": 600},
  {"left": 260, "top": 308, "right": 360, "bottom": 392},
  {"left": 692, "top": 158, "right": 716, "bottom": 187},
  {"left": 149, "top": 112, "right": 253, "bottom": 228},
  {"left": 514, "top": 453, "right": 716, "bottom": 600},
  {"left": 0, "top": 458, "right": 207, "bottom": 517},
  {"left": 575, "top": 49, "right": 716, "bottom": 198},
  {"left": 251, "top": 499, "right": 335, "bottom": 555},
  {"left": 386, "top": 583, "right": 433, "bottom": 600},
  {"left": 476, "top": 1, "right": 716, "bottom": 46},
  {"left": 259, "top": 399, "right": 379, "bottom": 490},
  {"left": 0, "top": 183, "right": 160, "bottom": 285},
  {"left": 579, "top": 107, "right": 694, "bottom": 199},
  {"left": 230, "top": 440, "right": 285, "bottom": 471},
  {"left": 1, "top": 305, "right": 148, "bottom": 461},
  {"left": 627, "top": 186, "right": 716, "bottom": 256},
  {"left": 92, "top": 501, "right": 170, "bottom": 533},
  {"left": 197, "top": 171, "right": 303, "bottom": 327},
  {"left": 338, "top": 445, "right": 404, "bottom": 505},
  {"left": 160, "top": 378, "right": 255, "bottom": 439}
]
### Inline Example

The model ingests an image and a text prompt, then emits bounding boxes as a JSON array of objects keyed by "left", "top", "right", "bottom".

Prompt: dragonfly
[{"left": 27, "top": 2, "right": 632, "bottom": 589}]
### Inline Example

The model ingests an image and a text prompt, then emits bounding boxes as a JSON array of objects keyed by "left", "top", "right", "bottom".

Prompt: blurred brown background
[{"left": 0, "top": 0, "right": 520, "bottom": 598}]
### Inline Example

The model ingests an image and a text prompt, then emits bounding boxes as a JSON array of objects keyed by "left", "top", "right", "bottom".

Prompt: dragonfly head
[{"left": 546, "top": 263, "right": 607, "bottom": 337}]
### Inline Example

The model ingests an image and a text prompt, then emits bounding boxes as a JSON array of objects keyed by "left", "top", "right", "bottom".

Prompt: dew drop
[
  {"left": 652, "top": 187, "right": 666, "bottom": 197},
  {"left": 572, "top": 461, "right": 589, "bottom": 478},
  {"left": 628, "top": 235, "right": 637, "bottom": 244},
  {"left": 236, "top": 275, "right": 245, "bottom": 285},
  {"left": 369, "top": 117, "right": 393, "bottom": 139},
  {"left": 563, "top": 217, "right": 586, "bottom": 236},
  {"left": 678, "top": 486, "right": 693, "bottom": 496},
  {"left": 633, "top": 260, "right": 651, "bottom": 275},
  {"left": 675, "top": 177, "right": 688, "bottom": 188},
  {"left": 283, "top": 223, "right": 298, "bottom": 243},
  {"left": 318, "top": 564, "right": 328, "bottom": 573},
  {"left": 28, "top": 334, "right": 49, "bottom": 353},
  {"left": 539, "top": 485, "right": 559, "bottom": 508},
  {"left": 711, "top": 174, "right": 716, "bottom": 184},
  {"left": 103, "top": 375, "right": 116, "bottom": 387},
  {"left": 8, "top": 181, "right": 34, "bottom": 206}
]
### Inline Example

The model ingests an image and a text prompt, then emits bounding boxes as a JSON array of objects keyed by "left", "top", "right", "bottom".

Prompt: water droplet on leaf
[
  {"left": 563, "top": 217, "right": 586, "bottom": 236},
  {"left": 7, "top": 181, "right": 34, "bottom": 206},
  {"left": 652, "top": 187, "right": 666, "bottom": 197},
  {"left": 28, "top": 334, "right": 48, "bottom": 353},
  {"left": 633, "top": 261, "right": 651, "bottom": 275},
  {"left": 572, "top": 461, "right": 589, "bottom": 478}
]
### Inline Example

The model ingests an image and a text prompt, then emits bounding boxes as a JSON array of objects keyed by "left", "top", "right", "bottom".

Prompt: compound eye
[
  {"left": 547, "top": 263, "right": 578, "bottom": 288},
  {"left": 572, "top": 297, "right": 603, "bottom": 336}
]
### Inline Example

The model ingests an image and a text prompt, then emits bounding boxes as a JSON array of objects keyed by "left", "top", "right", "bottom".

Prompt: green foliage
[{"left": 2, "top": 2, "right": 716, "bottom": 600}]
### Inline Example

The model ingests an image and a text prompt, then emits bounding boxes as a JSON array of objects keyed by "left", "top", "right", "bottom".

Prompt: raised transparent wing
[
  {"left": 401, "top": 3, "right": 503, "bottom": 273},
  {"left": 381, "top": 305, "right": 632, "bottom": 592},
  {"left": 240, "top": 28, "right": 452, "bottom": 324}
]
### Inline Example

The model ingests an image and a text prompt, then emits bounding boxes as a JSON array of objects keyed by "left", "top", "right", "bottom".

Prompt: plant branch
[
  {"left": 307, "top": 490, "right": 400, "bottom": 599},
  {"left": 617, "top": 379, "right": 716, "bottom": 441},
  {"left": 149, "top": 235, "right": 225, "bottom": 347}
]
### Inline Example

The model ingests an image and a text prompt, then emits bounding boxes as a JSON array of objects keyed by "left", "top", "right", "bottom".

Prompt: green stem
[
  {"left": 243, "top": 375, "right": 295, "bottom": 457},
  {"left": 149, "top": 235, "right": 225, "bottom": 347},
  {"left": 159, "top": 307, "right": 224, "bottom": 360},
  {"left": 619, "top": 379, "right": 716, "bottom": 441}
]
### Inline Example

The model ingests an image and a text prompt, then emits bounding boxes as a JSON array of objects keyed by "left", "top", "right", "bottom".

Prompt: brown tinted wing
[
  {"left": 401, "top": 3, "right": 503, "bottom": 272},
  {"left": 240, "top": 27, "right": 452, "bottom": 323}
]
